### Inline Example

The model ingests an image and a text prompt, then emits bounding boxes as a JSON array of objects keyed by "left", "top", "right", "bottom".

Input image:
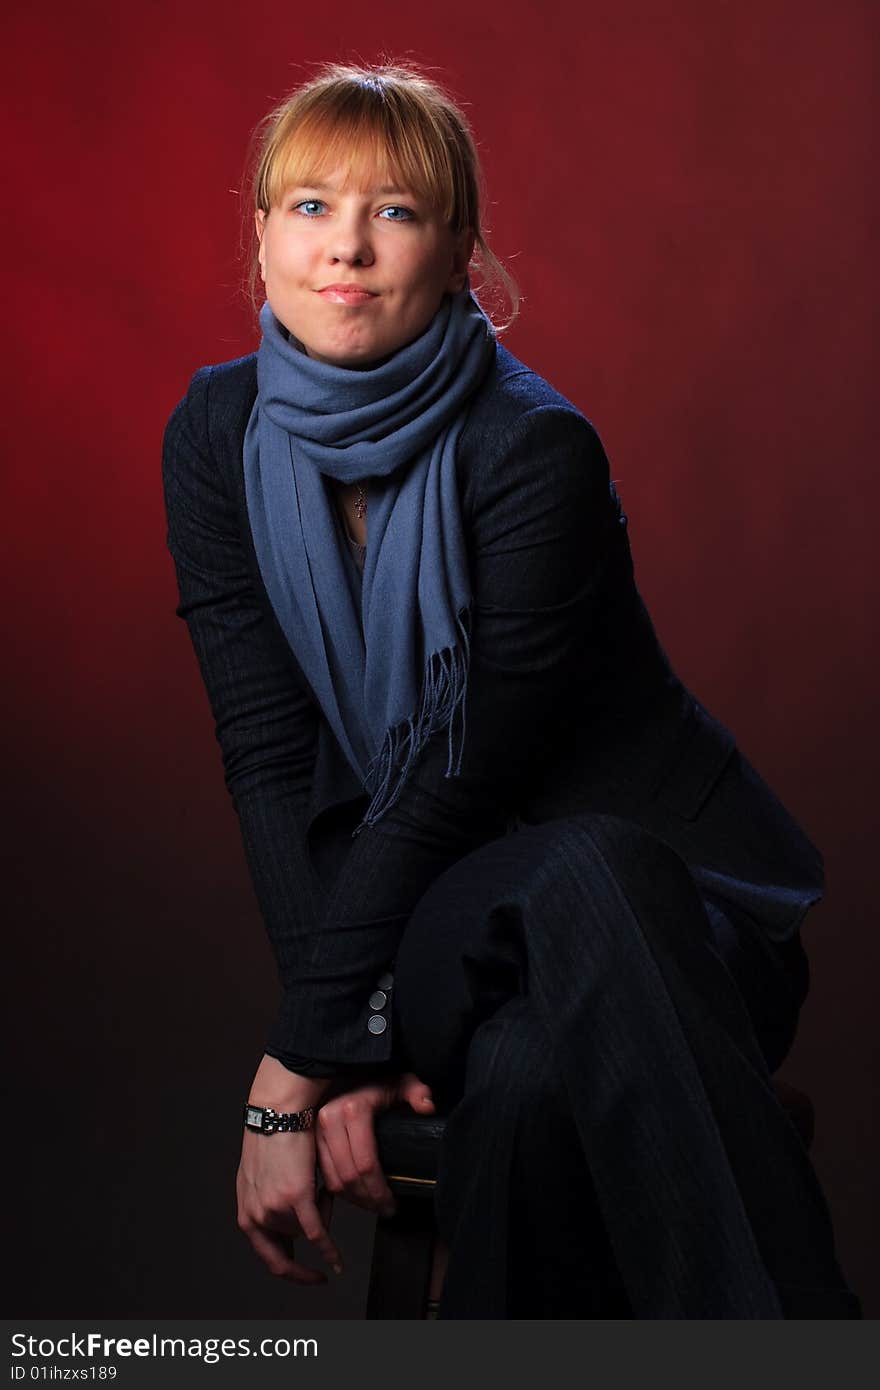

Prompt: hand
[
  {"left": 236, "top": 1057, "right": 343, "bottom": 1285},
  {"left": 315, "top": 1071, "right": 436, "bottom": 1218}
]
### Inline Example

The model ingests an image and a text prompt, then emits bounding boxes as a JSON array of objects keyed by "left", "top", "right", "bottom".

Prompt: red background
[{"left": 4, "top": 0, "right": 876, "bottom": 1316}]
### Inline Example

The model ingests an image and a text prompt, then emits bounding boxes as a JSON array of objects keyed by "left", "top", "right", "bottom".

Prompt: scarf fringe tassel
[{"left": 353, "top": 604, "right": 472, "bottom": 835}]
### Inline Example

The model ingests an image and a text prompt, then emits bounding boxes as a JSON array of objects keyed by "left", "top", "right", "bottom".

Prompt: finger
[
  {"left": 399, "top": 1072, "right": 436, "bottom": 1112},
  {"left": 315, "top": 1127, "right": 345, "bottom": 1194},
  {"left": 335, "top": 1113, "right": 394, "bottom": 1214},
  {"left": 396, "top": 1070, "right": 435, "bottom": 1102},
  {"left": 245, "top": 1223, "right": 328, "bottom": 1285},
  {"left": 317, "top": 1185, "right": 335, "bottom": 1235},
  {"left": 291, "top": 1189, "right": 345, "bottom": 1274},
  {"left": 259, "top": 1184, "right": 345, "bottom": 1274},
  {"left": 346, "top": 1112, "right": 397, "bottom": 1214},
  {"left": 318, "top": 1105, "right": 379, "bottom": 1211}
]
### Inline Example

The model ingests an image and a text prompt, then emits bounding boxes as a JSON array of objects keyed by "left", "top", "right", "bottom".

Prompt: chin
[{"left": 317, "top": 337, "right": 391, "bottom": 368}]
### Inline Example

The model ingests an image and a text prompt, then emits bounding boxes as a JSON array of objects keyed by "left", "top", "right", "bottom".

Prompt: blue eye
[
  {"left": 379, "top": 206, "right": 414, "bottom": 221},
  {"left": 294, "top": 199, "right": 326, "bottom": 216}
]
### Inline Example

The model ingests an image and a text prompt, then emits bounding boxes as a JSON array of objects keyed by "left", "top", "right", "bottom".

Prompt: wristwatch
[{"left": 244, "top": 1103, "right": 316, "bottom": 1135}]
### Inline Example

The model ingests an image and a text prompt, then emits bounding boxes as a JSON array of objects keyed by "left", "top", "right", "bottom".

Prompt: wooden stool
[
  {"left": 365, "top": 1077, "right": 815, "bottom": 1319},
  {"left": 366, "top": 1109, "right": 448, "bottom": 1319}
]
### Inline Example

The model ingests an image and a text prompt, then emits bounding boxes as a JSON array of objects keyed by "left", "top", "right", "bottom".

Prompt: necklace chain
[{"left": 355, "top": 483, "right": 367, "bottom": 520}]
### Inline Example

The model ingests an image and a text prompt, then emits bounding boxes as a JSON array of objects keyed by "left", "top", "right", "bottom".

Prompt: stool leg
[
  {"left": 426, "top": 1236, "right": 449, "bottom": 1319},
  {"left": 365, "top": 1201, "right": 437, "bottom": 1320}
]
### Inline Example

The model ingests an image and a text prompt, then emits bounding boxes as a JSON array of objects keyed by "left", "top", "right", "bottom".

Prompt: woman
[{"left": 162, "top": 61, "right": 861, "bottom": 1318}]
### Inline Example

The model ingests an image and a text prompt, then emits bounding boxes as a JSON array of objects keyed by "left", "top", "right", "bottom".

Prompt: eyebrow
[{"left": 292, "top": 182, "right": 414, "bottom": 197}]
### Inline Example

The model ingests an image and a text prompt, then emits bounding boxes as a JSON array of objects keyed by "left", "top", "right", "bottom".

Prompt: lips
[{"left": 316, "top": 283, "right": 379, "bottom": 305}]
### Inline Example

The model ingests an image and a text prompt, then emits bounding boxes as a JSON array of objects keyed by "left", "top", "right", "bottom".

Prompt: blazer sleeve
[
  {"left": 289, "top": 401, "right": 623, "bottom": 1066},
  {"left": 162, "top": 367, "right": 378, "bottom": 1077}
]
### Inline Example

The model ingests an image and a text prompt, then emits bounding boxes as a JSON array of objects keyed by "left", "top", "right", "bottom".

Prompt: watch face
[{"left": 245, "top": 1106, "right": 263, "bottom": 1129}]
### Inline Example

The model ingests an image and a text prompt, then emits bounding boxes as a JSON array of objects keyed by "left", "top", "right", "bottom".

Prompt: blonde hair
[{"left": 243, "top": 60, "right": 519, "bottom": 331}]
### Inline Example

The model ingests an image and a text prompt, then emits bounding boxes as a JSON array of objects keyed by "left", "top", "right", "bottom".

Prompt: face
[{"left": 255, "top": 166, "right": 473, "bottom": 368}]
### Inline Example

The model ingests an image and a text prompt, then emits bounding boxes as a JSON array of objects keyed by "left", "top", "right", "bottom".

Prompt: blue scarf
[{"left": 243, "top": 286, "right": 497, "bottom": 832}]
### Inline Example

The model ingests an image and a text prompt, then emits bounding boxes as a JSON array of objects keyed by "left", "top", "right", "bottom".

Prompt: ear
[{"left": 447, "top": 227, "right": 476, "bottom": 293}]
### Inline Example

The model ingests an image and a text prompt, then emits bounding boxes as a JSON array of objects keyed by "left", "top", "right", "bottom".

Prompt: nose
[{"left": 326, "top": 211, "right": 375, "bottom": 268}]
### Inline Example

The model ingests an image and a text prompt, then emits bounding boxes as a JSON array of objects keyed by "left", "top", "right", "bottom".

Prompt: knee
[
  {"left": 521, "top": 811, "right": 694, "bottom": 886},
  {"left": 462, "top": 997, "right": 569, "bottom": 1118},
  {"left": 517, "top": 813, "right": 708, "bottom": 935}
]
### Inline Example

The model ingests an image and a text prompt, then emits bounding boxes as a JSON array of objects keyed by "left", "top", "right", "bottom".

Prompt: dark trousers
[{"left": 390, "top": 814, "right": 862, "bottom": 1319}]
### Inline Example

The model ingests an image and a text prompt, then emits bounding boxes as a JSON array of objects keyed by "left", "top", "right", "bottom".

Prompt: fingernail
[{"left": 332, "top": 1263, "right": 343, "bottom": 1275}]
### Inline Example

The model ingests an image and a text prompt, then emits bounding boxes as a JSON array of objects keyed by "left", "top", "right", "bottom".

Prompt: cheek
[
  {"left": 265, "top": 232, "right": 309, "bottom": 282},
  {"left": 398, "top": 250, "right": 452, "bottom": 306}
]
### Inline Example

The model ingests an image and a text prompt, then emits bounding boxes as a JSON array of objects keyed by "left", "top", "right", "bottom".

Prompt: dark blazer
[{"left": 162, "top": 341, "right": 823, "bottom": 1071}]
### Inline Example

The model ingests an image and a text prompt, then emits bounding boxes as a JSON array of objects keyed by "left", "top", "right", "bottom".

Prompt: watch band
[{"left": 244, "top": 1102, "right": 316, "bottom": 1135}]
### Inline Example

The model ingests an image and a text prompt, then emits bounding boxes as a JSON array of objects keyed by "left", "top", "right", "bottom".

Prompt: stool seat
[
  {"left": 374, "top": 1110, "right": 447, "bottom": 1193},
  {"left": 365, "top": 1077, "right": 815, "bottom": 1317}
]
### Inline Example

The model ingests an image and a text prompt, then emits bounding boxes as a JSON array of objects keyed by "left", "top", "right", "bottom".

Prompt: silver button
[
  {"left": 376, "top": 971, "right": 394, "bottom": 991},
  {"left": 367, "top": 1014, "right": 387, "bottom": 1035},
  {"left": 369, "top": 990, "right": 387, "bottom": 1011}
]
